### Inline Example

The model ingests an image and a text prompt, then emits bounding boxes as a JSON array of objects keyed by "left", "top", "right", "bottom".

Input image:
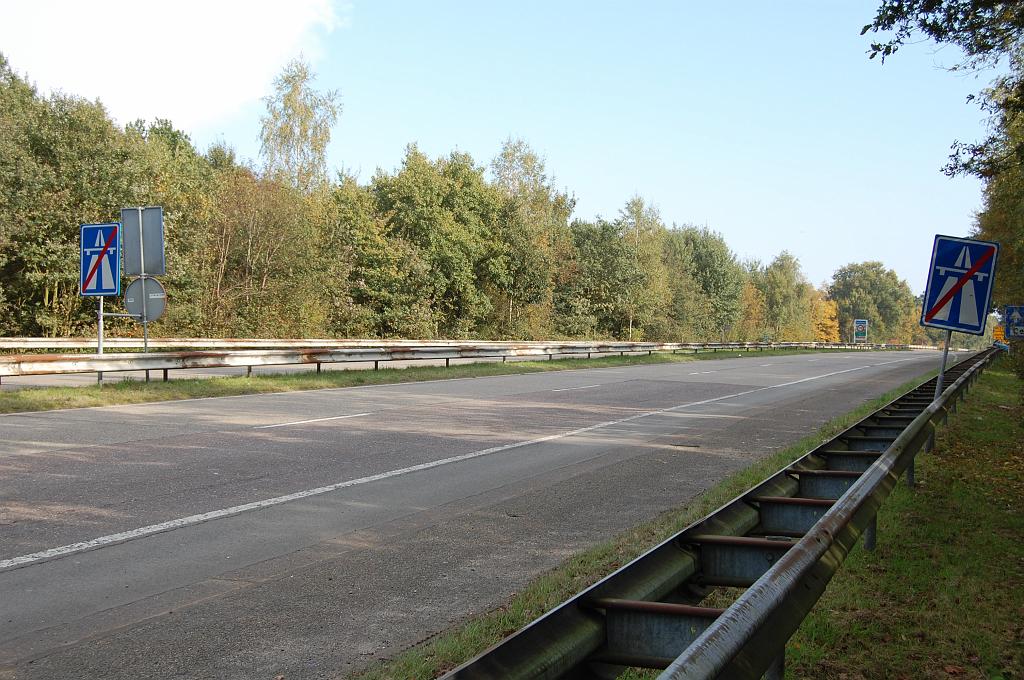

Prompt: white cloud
[{"left": 0, "top": 0, "right": 347, "bottom": 131}]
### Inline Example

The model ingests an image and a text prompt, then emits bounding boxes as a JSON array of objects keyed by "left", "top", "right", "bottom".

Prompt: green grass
[
  {"left": 0, "top": 346, "right": 875, "bottom": 414},
  {"left": 786, "top": 362, "right": 1023, "bottom": 679},
  {"left": 345, "top": 370, "right": 939, "bottom": 680}
]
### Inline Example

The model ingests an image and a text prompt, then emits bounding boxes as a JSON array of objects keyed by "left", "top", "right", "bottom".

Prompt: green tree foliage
[
  {"left": 1, "top": 53, "right": 933, "bottom": 348},
  {"left": 678, "top": 227, "right": 745, "bottom": 337},
  {"left": 662, "top": 230, "right": 716, "bottom": 341},
  {"left": 488, "top": 139, "right": 574, "bottom": 338},
  {"left": 616, "top": 197, "right": 670, "bottom": 340},
  {"left": 372, "top": 146, "right": 500, "bottom": 337},
  {"left": 828, "top": 262, "right": 918, "bottom": 343},
  {"left": 260, "top": 57, "right": 341, "bottom": 192},
  {"left": 0, "top": 55, "right": 148, "bottom": 336},
  {"left": 749, "top": 252, "right": 817, "bottom": 341},
  {"left": 865, "top": 0, "right": 1024, "bottom": 379}
]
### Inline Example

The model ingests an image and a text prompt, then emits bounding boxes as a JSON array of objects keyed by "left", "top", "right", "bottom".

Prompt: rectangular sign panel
[
  {"left": 1005, "top": 305, "right": 1024, "bottom": 338},
  {"left": 80, "top": 223, "right": 121, "bottom": 296},
  {"left": 920, "top": 235, "right": 999, "bottom": 335},
  {"left": 122, "top": 206, "right": 166, "bottom": 276},
  {"left": 853, "top": 319, "right": 868, "bottom": 342}
]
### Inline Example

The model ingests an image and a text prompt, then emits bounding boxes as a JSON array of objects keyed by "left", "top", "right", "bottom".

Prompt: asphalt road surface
[{"left": 0, "top": 350, "right": 950, "bottom": 679}]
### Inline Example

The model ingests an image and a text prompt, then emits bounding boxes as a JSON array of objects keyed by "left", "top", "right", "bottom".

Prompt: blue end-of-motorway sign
[
  {"left": 920, "top": 235, "right": 999, "bottom": 335},
  {"left": 80, "top": 223, "right": 121, "bottom": 297}
]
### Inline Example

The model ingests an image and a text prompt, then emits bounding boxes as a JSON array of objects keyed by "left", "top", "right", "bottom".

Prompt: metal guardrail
[
  {"left": 443, "top": 348, "right": 997, "bottom": 680},
  {"left": 0, "top": 340, "right": 914, "bottom": 379},
  {"left": 0, "top": 337, "right": 932, "bottom": 352}
]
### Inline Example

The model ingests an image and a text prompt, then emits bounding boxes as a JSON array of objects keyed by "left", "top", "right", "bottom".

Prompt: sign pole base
[
  {"left": 934, "top": 329, "right": 952, "bottom": 400},
  {"left": 97, "top": 297, "right": 104, "bottom": 387},
  {"left": 915, "top": 329, "right": 953, "bottom": 488}
]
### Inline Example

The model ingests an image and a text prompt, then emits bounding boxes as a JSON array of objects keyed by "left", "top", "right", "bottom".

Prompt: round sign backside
[{"left": 124, "top": 277, "right": 167, "bottom": 322}]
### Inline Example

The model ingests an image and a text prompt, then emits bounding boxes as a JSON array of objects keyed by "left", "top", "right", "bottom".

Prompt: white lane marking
[
  {"left": 760, "top": 363, "right": 773, "bottom": 367},
  {"left": 551, "top": 384, "right": 601, "bottom": 392},
  {"left": 0, "top": 357, "right": 922, "bottom": 572},
  {"left": 253, "top": 412, "right": 370, "bottom": 429}
]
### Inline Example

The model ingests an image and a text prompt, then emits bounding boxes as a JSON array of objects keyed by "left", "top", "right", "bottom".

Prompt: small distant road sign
[
  {"left": 80, "top": 223, "right": 121, "bottom": 296},
  {"left": 1005, "top": 305, "right": 1024, "bottom": 338},
  {"left": 853, "top": 319, "right": 868, "bottom": 343},
  {"left": 921, "top": 235, "right": 999, "bottom": 335},
  {"left": 124, "top": 277, "right": 167, "bottom": 322}
]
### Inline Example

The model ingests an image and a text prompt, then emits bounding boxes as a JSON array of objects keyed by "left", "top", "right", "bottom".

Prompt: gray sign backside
[{"left": 121, "top": 206, "right": 166, "bottom": 276}]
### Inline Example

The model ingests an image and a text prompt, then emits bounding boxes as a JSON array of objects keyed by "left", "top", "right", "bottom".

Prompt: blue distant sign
[
  {"left": 80, "top": 223, "right": 121, "bottom": 297},
  {"left": 920, "top": 235, "right": 999, "bottom": 336},
  {"left": 1005, "top": 305, "right": 1024, "bottom": 338}
]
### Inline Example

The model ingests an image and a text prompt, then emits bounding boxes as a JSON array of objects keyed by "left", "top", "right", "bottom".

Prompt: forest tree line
[{"left": 0, "top": 54, "right": 989, "bottom": 346}]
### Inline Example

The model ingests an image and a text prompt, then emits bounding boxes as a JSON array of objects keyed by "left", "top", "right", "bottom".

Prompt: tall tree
[
  {"left": 488, "top": 139, "right": 574, "bottom": 337},
  {"left": 828, "top": 262, "right": 917, "bottom": 343},
  {"left": 616, "top": 197, "right": 669, "bottom": 340},
  {"left": 680, "top": 227, "right": 744, "bottom": 336},
  {"left": 662, "top": 230, "right": 715, "bottom": 341},
  {"left": 750, "top": 252, "right": 816, "bottom": 341},
  {"left": 372, "top": 146, "right": 499, "bottom": 337},
  {"left": 260, "top": 58, "right": 340, "bottom": 193}
]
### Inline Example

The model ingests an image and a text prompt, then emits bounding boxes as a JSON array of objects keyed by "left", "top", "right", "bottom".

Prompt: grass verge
[
  {"left": 345, "top": 369, "right": 941, "bottom": 680},
  {"left": 0, "top": 347, "right": 875, "bottom": 414},
  {"left": 786, "top": 361, "right": 1023, "bottom": 679}
]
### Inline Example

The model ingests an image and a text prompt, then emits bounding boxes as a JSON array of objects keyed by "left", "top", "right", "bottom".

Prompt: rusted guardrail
[
  {"left": 0, "top": 337, "right": 924, "bottom": 352},
  {"left": 443, "top": 348, "right": 996, "bottom": 679},
  {"left": 0, "top": 340, "right": 913, "bottom": 379}
]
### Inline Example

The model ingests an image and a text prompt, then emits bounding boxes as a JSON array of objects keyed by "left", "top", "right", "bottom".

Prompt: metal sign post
[
  {"left": 933, "top": 329, "right": 953, "bottom": 399},
  {"left": 916, "top": 234, "right": 1000, "bottom": 485},
  {"left": 121, "top": 206, "right": 166, "bottom": 379},
  {"left": 137, "top": 208, "right": 149, "bottom": 354}
]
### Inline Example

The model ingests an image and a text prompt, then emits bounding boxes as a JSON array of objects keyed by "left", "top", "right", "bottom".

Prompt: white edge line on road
[
  {"left": 0, "top": 356, "right": 920, "bottom": 572},
  {"left": 254, "top": 412, "right": 370, "bottom": 429},
  {"left": 550, "top": 384, "right": 601, "bottom": 392}
]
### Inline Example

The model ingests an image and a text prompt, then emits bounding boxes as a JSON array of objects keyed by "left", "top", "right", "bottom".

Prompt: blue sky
[{"left": 2, "top": 1, "right": 994, "bottom": 292}]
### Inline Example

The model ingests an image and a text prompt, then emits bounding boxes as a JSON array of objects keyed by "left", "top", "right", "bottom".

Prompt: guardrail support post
[
  {"left": 906, "top": 457, "right": 916, "bottom": 488},
  {"left": 765, "top": 648, "right": 785, "bottom": 680},
  {"left": 864, "top": 515, "right": 877, "bottom": 552},
  {"left": 246, "top": 366, "right": 252, "bottom": 378},
  {"left": 145, "top": 369, "right": 150, "bottom": 383},
  {"left": 162, "top": 369, "right": 168, "bottom": 382},
  {"left": 502, "top": 356, "right": 506, "bottom": 363},
  {"left": 97, "top": 371, "right": 103, "bottom": 387},
  {"left": 316, "top": 362, "right": 322, "bottom": 374},
  {"left": 373, "top": 361, "right": 378, "bottom": 371},
  {"left": 445, "top": 358, "right": 450, "bottom": 368}
]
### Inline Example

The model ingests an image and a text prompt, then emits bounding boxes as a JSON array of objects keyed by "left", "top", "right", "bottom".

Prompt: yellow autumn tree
[
  {"left": 732, "top": 281, "right": 767, "bottom": 341},
  {"left": 811, "top": 290, "right": 840, "bottom": 342}
]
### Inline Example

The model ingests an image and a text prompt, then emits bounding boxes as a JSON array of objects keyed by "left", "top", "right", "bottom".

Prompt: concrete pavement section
[{"left": 0, "top": 350, "right": 948, "bottom": 679}]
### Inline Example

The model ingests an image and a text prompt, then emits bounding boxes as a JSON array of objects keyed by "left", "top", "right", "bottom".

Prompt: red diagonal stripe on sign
[
  {"left": 82, "top": 225, "right": 118, "bottom": 293},
  {"left": 924, "top": 245, "right": 995, "bottom": 322}
]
